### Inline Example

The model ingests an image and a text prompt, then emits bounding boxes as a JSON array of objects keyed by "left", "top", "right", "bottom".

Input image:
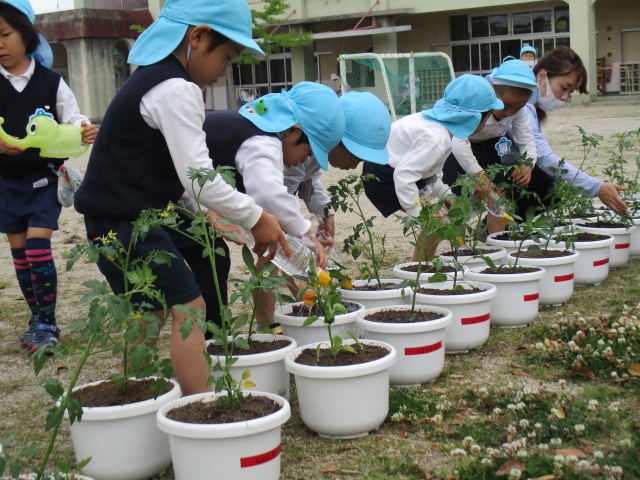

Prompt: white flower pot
[
  {"left": 439, "top": 245, "right": 508, "bottom": 268},
  {"left": 65, "top": 378, "right": 181, "bottom": 480},
  {"left": 274, "top": 301, "right": 364, "bottom": 348},
  {"left": 339, "top": 278, "right": 409, "bottom": 309},
  {"left": 466, "top": 266, "right": 545, "bottom": 327},
  {"left": 629, "top": 218, "right": 640, "bottom": 257},
  {"left": 284, "top": 339, "right": 396, "bottom": 438},
  {"left": 550, "top": 234, "right": 614, "bottom": 285},
  {"left": 486, "top": 233, "right": 542, "bottom": 258},
  {"left": 507, "top": 250, "right": 580, "bottom": 306},
  {"left": 208, "top": 334, "right": 297, "bottom": 400},
  {"left": 355, "top": 305, "right": 452, "bottom": 385},
  {"left": 392, "top": 262, "right": 467, "bottom": 282},
  {"left": 575, "top": 223, "right": 636, "bottom": 268},
  {"left": 414, "top": 280, "right": 497, "bottom": 353},
  {"left": 157, "top": 391, "right": 290, "bottom": 480}
]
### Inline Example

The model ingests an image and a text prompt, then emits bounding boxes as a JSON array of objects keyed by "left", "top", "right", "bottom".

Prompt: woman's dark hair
[
  {"left": 533, "top": 46, "right": 588, "bottom": 122},
  {"left": 0, "top": 4, "right": 39, "bottom": 55}
]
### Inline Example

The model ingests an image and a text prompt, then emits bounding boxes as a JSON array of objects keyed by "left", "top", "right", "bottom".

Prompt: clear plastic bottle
[
  {"left": 243, "top": 231, "right": 313, "bottom": 276},
  {"left": 482, "top": 190, "right": 514, "bottom": 221},
  {"left": 418, "top": 183, "right": 449, "bottom": 219}
]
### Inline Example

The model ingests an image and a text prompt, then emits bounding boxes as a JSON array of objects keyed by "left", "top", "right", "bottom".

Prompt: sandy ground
[{"left": 0, "top": 99, "right": 638, "bottom": 474}]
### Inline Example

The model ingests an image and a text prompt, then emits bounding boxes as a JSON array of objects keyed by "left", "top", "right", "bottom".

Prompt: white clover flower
[
  {"left": 576, "top": 460, "right": 591, "bottom": 472},
  {"left": 516, "top": 402, "right": 526, "bottom": 410},
  {"left": 507, "top": 403, "right": 517, "bottom": 411},
  {"left": 480, "top": 458, "right": 493, "bottom": 467},
  {"left": 550, "top": 424, "right": 558, "bottom": 431},
  {"left": 612, "top": 322, "right": 620, "bottom": 328},
  {"left": 588, "top": 399, "right": 598, "bottom": 411},
  {"left": 537, "top": 443, "right": 549, "bottom": 451},
  {"left": 462, "top": 436, "right": 474, "bottom": 447},
  {"left": 618, "top": 337, "right": 626, "bottom": 344},
  {"left": 617, "top": 327, "right": 626, "bottom": 334},
  {"left": 551, "top": 407, "right": 561, "bottom": 417},
  {"left": 558, "top": 379, "right": 567, "bottom": 385},
  {"left": 432, "top": 413, "right": 443, "bottom": 423},
  {"left": 477, "top": 387, "right": 488, "bottom": 397},
  {"left": 574, "top": 424, "right": 586, "bottom": 434},
  {"left": 508, "top": 424, "right": 517, "bottom": 435},
  {"left": 535, "top": 342, "right": 544, "bottom": 349},
  {"left": 519, "top": 419, "right": 530, "bottom": 428},
  {"left": 508, "top": 468, "right": 522, "bottom": 479},
  {"left": 550, "top": 438, "right": 562, "bottom": 447},
  {"left": 554, "top": 454, "right": 566, "bottom": 465},
  {"left": 450, "top": 448, "right": 467, "bottom": 457},
  {"left": 390, "top": 411, "right": 405, "bottom": 422},
  {"left": 594, "top": 451, "right": 605, "bottom": 459},
  {"left": 528, "top": 431, "right": 537, "bottom": 439},
  {"left": 620, "top": 438, "right": 632, "bottom": 448},
  {"left": 567, "top": 454, "right": 579, "bottom": 464},
  {"left": 598, "top": 339, "right": 606, "bottom": 346},
  {"left": 609, "top": 401, "right": 621, "bottom": 412},
  {"left": 534, "top": 422, "right": 543, "bottom": 430},
  {"left": 611, "top": 371, "right": 619, "bottom": 379},
  {"left": 517, "top": 450, "right": 528, "bottom": 458},
  {"left": 471, "top": 444, "right": 482, "bottom": 454},
  {"left": 493, "top": 407, "right": 503, "bottom": 415}
]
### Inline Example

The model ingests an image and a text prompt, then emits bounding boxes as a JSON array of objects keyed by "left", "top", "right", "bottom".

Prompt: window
[
  {"left": 532, "top": 10, "right": 552, "bottom": 33},
  {"left": 471, "top": 16, "right": 489, "bottom": 38},
  {"left": 232, "top": 51, "right": 293, "bottom": 95},
  {"left": 555, "top": 7, "right": 569, "bottom": 33},
  {"left": 450, "top": 15, "right": 469, "bottom": 41},
  {"left": 513, "top": 12, "right": 531, "bottom": 35},
  {"left": 490, "top": 15, "right": 508, "bottom": 36},
  {"left": 452, "top": 45, "right": 470, "bottom": 72}
]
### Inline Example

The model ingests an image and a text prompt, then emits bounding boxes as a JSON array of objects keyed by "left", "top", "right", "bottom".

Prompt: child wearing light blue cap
[
  {"left": 74, "top": 0, "right": 288, "bottom": 396},
  {"left": 363, "top": 74, "right": 503, "bottom": 260},
  {"left": 520, "top": 45, "right": 538, "bottom": 68},
  {"left": 442, "top": 59, "right": 539, "bottom": 233},
  {"left": 0, "top": 0, "right": 97, "bottom": 354}
]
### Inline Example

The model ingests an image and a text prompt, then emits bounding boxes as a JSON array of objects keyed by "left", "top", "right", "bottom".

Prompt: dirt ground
[{"left": 0, "top": 99, "right": 638, "bottom": 475}]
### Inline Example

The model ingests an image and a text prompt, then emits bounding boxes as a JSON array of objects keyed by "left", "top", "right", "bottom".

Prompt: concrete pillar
[
  {"left": 63, "top": 38, "right": 117, "bottom": 122},
  {"left": 372, "top": 17, "right": 398, "bottom": 54},
  {"left": 73, "top": 0, "right": 94, "bottom": 7},
  {"left": 290, "top": 42, "right": 316, "bottom": 84},
  {"left": 569, "top": 0, "right": 597, "bottom": 103}
]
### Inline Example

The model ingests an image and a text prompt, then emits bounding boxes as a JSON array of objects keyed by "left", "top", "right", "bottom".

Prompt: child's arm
[
  {"left": 508, "top": 108, "right": 537, "bottom": 185},
  {"left": 0, "top": 136, "right": 25, "bottom": 155}
]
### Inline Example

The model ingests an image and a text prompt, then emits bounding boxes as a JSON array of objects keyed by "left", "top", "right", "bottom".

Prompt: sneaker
[
  {"left": 20, "top": 315, "right": 39, "bottom": 348},
  {"left": 27, "top": 324, "right": 61, "bottom": 355}
]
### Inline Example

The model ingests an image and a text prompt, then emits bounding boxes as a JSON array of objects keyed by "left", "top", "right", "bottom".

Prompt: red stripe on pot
[
  {"left": 554, "top": 273, "right": 574, "bottom": 282},
  {"left": 405, "top": 341, "right": 443, "bottom": 355},
  {"left": 615, "top": 243, "right": 630, "bottom": 249},
  {"left": 593, "top": 258, "right": 609, "bottom": 267},
  {"left": 461, "top": 313, "right": 490, "bottom": 325},
  {"left": 523, "top": 293, "right": 539, "bottom": 301},
  {"left": 240, "top": 444, "right": 282, "bottom": 468}
]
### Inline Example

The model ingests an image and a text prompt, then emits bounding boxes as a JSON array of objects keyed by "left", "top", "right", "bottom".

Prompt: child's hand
[
  {"left": 511, "top": 164, "right": 532, "bottom": 185},
  {"left": 598, "top": 182, "right": 628, "bottom": 215},
  {"left": 0, "top": 136, "right": 24, "bottom": 155},
  {"left": 206, "top": 211, "right": 246, "bottom": 244},
  {"left": 81, "top": 122, "right": 98, "bottom": 144},
  {"left": 316, "top": 214, "right": 335, "bottom": 248},
  {"left": 299, "top": 232, "right": 327, "bottom": 269}
]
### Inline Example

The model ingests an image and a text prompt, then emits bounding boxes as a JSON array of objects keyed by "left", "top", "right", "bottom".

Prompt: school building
[{"left": 36, "top": 0, "right": 640, "bottom": 121}]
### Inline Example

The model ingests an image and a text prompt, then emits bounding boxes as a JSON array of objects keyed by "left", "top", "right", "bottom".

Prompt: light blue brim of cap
[
  {"left": 310, "top": 137, "right": 330, "bottom": 170},
  {"left": 423, "top": 96, "right": 503, "bottom": 139},
  {"left": 493, "top": 75, "right": 539, "bottom": 104},
  {"left": 238, "top": 94, "right": 298, "bottom": 133},
  {"left": 342, "top": 136, "right": 388, "bottom": 165},
  {"left": 128, "top": 16, "right": 264, "bottom": 66}
]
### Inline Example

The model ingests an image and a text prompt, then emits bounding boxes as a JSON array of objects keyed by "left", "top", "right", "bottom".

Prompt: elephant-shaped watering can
[{"left": 0, "top": 109, "right": 89, "bottom": 158}]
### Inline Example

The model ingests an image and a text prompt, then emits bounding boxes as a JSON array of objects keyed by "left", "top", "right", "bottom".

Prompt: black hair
[
  {"left": 0, "top": 4, "right": 39, "bottom": 55},
  {"left": 295, "top": 129, "right": 310, "bottom": 146},
  {"left": 494, "top": 84, "right": 533, "bottom": 100},
  {"left": 206, "top": 29, "right": 232, "bottom": 52}
]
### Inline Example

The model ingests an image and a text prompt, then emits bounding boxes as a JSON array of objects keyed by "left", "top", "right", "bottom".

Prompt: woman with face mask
[{"left": 508, "top": 46, "right": 628, "bottom": 215}]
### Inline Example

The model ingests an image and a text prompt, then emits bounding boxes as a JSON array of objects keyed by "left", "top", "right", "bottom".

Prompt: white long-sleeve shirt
[
  {"left": 0, "top": 58, "right": 89, "bottom": 128},
  {"left": 140, "top": 78, "right": 262, "bottom": 229},
  {"left": 388, "top": 113, "right": 452, "bottom": 218},
  {"left": 523, "top": 104, "right": 602, "bottom": 196},
  {"left": 451, "top": 108, "right": 537, "bottom": 173},
  {"left": 283, "top": 156, "right": 333, "bottom": 219}
]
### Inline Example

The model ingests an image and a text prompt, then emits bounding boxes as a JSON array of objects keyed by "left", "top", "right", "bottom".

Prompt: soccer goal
[{"left": 338, "top": 52, "right": 455, "bottom": 121}]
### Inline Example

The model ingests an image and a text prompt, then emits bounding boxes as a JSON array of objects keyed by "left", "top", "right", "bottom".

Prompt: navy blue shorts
[
  {"left": 0, "top": 169, "right": 61, "bottom": 234},
  {"left": 363, "top": 163, "right": 426, "bottom": 218},
  {"left": 84, "top": 216, "right": 202, "bottom": 311}
]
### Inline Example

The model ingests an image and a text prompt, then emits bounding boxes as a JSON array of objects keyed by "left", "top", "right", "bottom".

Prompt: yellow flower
[
  {"left": 302, "top": 291, "right": 316, "bottom": 306},
  {"left": 316, "top": 268, "right": 332, "bottom": 287},
  {"left": 341, "top": 277, "right": 353, "bottom": 290}
]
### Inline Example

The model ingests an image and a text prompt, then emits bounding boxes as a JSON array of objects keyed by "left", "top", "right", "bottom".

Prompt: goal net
[{"left": 338, "top": 52, "right": 455, "bottom": 121}]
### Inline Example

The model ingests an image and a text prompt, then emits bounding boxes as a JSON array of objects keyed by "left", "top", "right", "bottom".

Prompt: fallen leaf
[
  {"left": 341, "top": 445, "right": 353, "bottom": 451},
  {"left": 613, "top": 378, "right": 629, "bottom": 383},
  {"left": 553, "top": 448, "right": 587, "bottom": 458},
  {"left": 573, "top": 366, "right": 596, "bottom": 379},
  {"left": 449, "top": 374, "right": 464, "bottom": 378},
  {"left": 554, "top": 404, "right": 566, "bottom": 419},
  {"left": 496, "top": 459, "right": 527, "bottom": 476},
  {"left": 531, "top": 475, "right": 555, "bottom": 480},
  {"left": 429, "top": 444, "right": 441, "bottom": 452},
  {"left": 399, "top": 430, "right": 408, "bottom": 439},
  {"left": 511, "top": 369, "right": 529, "bottom": 377},
  {"left": 629, "top": 364, "right": 640, "bottom": 376},
  {"left": 410, "top": 465, "right": 434, "bottom": 480},
  {"left": 432, "top": 387, "right": 450, "bottom": 394},
  {"left": 320, "top": 463, "right": 338, "bottom": 473}
]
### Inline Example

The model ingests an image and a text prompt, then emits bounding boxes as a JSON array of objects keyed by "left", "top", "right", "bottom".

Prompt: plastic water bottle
[
  {"left": 482, "top": 190, "right": 514, "bottom": 222},
  {"left": 243, "top": 231, "right": 313, "bottom": 276},
  {"left": 418, "top": 183, "right": 449, "bottom": 219}
]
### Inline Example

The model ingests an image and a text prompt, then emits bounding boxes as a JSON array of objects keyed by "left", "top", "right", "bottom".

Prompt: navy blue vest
[
  {"left": 203, "top": 110, "right": 278, "bottom": 193},
  {"left": 75, "top": 56, "right": 190, "bottom": 219},
  {"left": 0, "top": 62, "right": 62, "bottom": 177}
]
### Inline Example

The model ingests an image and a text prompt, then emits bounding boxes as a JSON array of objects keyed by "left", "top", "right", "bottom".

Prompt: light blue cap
[
  {"left": 0, "top": 0, "right": 53, "bottom": 68},
  {"left": 128, "top": 0, "right": 264, "bottom": 66},
  {"left": 520, "top": 45, "right": 537, "bottom": 58},
  {"left": 339, "top": 91, "right": 390, "bottom": 165},
  {"left": 491, "top": 59, "right": 539, "bottom": 103},
  {"left": 422, "top": 74, "right": 504, "bottom": 139},
  {"left": 239, "top": 82, "right": 345, "bottom": 170}
]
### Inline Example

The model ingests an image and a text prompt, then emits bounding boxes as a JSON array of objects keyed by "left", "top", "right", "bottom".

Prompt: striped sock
[
  {"left": 11, "top": 247, "right": 38, "bottom": 317},
  {"left": 25, "top": 238, "right": 57, "bottom": 326}
]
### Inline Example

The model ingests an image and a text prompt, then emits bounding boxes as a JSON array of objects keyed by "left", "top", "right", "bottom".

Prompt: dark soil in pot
[
  {"left": 207, "top": 337, "right": 292, "bottom": 356},
  {"left": 290, "top": 300, "right": 360, "bottom": 316},
  {"left": 349, "top": 282, "right": 404, "bottom": 291},
  {"left": 515, "top": 249, "right": 573, "bottom": 258},
  {"left": 556, "top": 232, "right": 610, "bottom": 242},
  {"left": 294, "top": 343, "right": 388, "bottom": 367},
  {"left": 418, "top": 286, "right": 484, "bottom": 295},
  {"left": 492, "top": 231, "right": 543, "bottom": 241},
  {"left": 72, "top": 378, "right": 174, "bottom": 408},
  {"left": 363, "top": 309, "right": 443, "bottom": 323},
  {"left": 578, "top": 220, "right": 628, "bottom": 228},
  {"left": 165, "top": 395, "right": 281, "bottom": 424},
  {"left": 441, "top": 247, "right": 502, "bottom": 256},
  {"left": 399, "top": 263, "right": 458, "bottom": 273},
  {"left": 476, "top": 265, "right": 539, "bottom": 274}
]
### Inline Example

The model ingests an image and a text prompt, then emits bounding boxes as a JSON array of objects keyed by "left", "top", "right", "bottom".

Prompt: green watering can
[{"left": 0, "top": 110, "right": 89, "bottom": 158}]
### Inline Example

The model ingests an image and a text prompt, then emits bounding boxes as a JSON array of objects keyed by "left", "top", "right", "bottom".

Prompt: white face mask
[
  {"left": 538, "top": 75, "right": 565, "bottom": 112},
  {"left": 523, "top": 59, "right": 536, "bottom": 68}
]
